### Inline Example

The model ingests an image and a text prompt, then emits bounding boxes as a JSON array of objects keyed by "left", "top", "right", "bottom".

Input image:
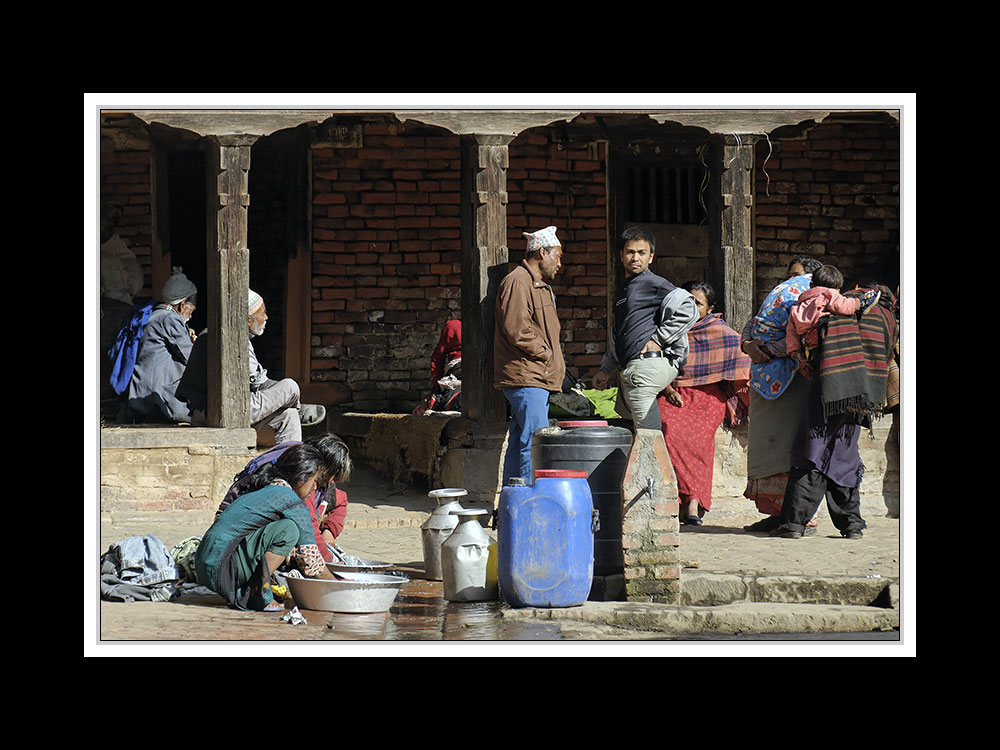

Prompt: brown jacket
[{"left": 493, "top": 261, "right": 565, "bottom": 391}]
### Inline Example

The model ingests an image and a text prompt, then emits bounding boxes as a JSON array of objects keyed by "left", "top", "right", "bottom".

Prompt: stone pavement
[{"left": 90, "top": 465, "right": 912, "bottom": 652}]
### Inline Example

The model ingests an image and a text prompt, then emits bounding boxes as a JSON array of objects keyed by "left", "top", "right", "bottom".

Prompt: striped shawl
[
  {"left": 817, "top": 288, "right": 898, "bottom": 421},
  {"left": 674, "top": 313, "right": 752, "bottom": 425}
]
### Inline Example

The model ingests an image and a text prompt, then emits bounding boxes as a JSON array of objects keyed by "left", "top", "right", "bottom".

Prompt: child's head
[{"left": 811, "top": 264, "right": 844, "bottom": 291}]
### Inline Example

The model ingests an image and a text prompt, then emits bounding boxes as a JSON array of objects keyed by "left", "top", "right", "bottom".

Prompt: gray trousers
[
  {"left": 616, "top": 356, "right": 679, "bottom": 430},
  {"left": 251, "top": 378, "right": 302, "bottom": 443}
]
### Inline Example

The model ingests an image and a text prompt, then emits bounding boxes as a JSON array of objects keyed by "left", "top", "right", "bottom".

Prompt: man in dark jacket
[
  {"left": 593, "top": 227, "right": 698, "bottom": 430},
  {"left": 493, "top": 226, "right": 566, "bottom": 485}
]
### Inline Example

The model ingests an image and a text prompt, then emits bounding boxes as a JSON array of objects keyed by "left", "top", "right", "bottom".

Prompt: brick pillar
[{"left": 621, "top": 428, "right": 681, "bottom": 603}]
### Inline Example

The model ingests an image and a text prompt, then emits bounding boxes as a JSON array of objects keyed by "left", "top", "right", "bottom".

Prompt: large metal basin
[{"left": 284, "top": 571, "right": 408, "bottom": 613}]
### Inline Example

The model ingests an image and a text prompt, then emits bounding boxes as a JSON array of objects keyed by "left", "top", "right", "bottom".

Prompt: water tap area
[{"left": 96, "top": 464, "right": 903, "bottom": 644}]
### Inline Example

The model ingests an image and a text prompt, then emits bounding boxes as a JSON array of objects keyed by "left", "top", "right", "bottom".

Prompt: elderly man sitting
[
  {"left": 177, "top": 289, "right": 326, "bottom": 443},
  {"left": 246, "top": 289, "right": 325, "bottom": 442},
  {"left": 120, "top": 267, "right": 199, "bottom": 423}
]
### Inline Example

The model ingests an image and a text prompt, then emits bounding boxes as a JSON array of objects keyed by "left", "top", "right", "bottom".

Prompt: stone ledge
[{"left": 100, "top": 426, "right": 257, "bottom": 450}]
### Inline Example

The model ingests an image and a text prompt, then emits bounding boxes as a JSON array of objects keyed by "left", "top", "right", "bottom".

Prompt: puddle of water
[{"left": 320, "top": 580, "right": 565, "bottom": 641}]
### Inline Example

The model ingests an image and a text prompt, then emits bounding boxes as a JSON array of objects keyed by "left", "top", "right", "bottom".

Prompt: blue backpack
[{"left": 108, "top": 299, "right": 154, "bottom": 396}]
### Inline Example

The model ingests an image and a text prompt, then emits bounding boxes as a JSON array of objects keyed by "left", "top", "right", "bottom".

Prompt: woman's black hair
[
  {"left": 811, "top": 264, "right": 845, "bottom": 290},
  {"left": 305, "top": 433, "right": 353, "bottom": 484},
  {"left": 245, "top": 443, "right": 326, "bottom": 495},
  {"left": 789, "top": 256, "right": 822, "bottom": 275},
  {"left": 682, "top": 280, "right": 716, "bottom": 310}
]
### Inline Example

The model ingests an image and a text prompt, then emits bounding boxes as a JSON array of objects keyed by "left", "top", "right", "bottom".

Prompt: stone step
[
  {"left": 501, "top": 598, "right": 900, "bottom": 637},
  {"left": 679, "top": 571, "right": 897, "bottom": 608}
]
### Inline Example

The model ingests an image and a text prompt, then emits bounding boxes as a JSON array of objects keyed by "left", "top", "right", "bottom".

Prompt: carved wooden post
[
  {"left": 460, "top": 134, "right": 513, "bottom": 423},
  {"left": 719, "top": 135, "right": 759, "bottom": 333},
  {"left": 206, "top": 134, "right": 256, "bottom": 428}
]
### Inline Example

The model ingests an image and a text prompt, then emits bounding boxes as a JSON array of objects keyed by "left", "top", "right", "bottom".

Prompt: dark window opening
[{"left": 624, "top": 164, "right": 706, "bottom": 225}]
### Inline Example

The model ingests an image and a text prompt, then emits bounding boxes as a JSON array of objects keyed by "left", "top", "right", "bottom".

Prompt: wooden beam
[
  {"left": 460, "top": 134, "right": 514, "bottom": 423},
  {"left": 718, "top": 135, "right": 759, "bottom": 333},
  {"left": 205, "top": 134, "right": 256, "bottom": 428}
]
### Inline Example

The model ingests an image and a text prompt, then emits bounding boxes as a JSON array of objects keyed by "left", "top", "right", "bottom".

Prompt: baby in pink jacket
[{"left": 787, "top": 264, "right": 860, "bottom": 357}]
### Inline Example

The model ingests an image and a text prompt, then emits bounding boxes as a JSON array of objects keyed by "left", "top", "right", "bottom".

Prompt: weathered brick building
[
  {"left": 95, "top": 103, "right": 905, "bottom": 601},
  {"left": 99, "top": 107, "right": 899, "bottom": 416}
]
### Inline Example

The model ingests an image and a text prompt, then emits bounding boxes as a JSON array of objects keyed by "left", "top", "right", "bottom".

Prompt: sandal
[
  {"left": 682, "top": 515, "right": 703, "bottom": 526},
  {"left": 263, "top": 600, "right": 285, "bottom": 613}
]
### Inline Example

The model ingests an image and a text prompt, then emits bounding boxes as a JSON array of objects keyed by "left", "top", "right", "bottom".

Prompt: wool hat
[
  {"left": 523, "top": 226, "right": 561, "bottom": 253},
  {"left": 160, "top": 266, "right": 198, "bottom": 306},
  {"left": 248, "top": 289, "right": 265, "bottom": 315}
]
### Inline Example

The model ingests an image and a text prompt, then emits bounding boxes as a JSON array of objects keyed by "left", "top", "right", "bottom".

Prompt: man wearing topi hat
[
  {"left": 245, "top": 289, "right": 326, "bottom": 443},
  {"left": 178, "top": 289, "right": 326, "bottom": 443},
  {"left": 121, "top": 266, "right": 199, "bottom": 423},
  {"left": 493, "top": 225, "right": 566, "bottom": 485}
]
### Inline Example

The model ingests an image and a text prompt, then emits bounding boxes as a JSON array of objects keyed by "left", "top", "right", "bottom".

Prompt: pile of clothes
[{"left": 100, "top": 535, "right": 204, "bottom": 603}]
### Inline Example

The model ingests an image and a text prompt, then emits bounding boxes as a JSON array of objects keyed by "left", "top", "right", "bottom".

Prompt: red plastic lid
[
  {"left": 534, "top": 469, "right": 588, "bottom": 479},
  {"left": 556, "top": 420, "right": 608, "bottom": 428}
]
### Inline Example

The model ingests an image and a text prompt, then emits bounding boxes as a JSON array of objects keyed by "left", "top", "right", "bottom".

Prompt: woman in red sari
[{"left": 658, "top": 282, "right": 751, "bottom": 525}]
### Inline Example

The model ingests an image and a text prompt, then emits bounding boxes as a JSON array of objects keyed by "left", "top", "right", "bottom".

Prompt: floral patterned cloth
[{"left": 746, "top": 275, "right": 811, "bottom": 399}]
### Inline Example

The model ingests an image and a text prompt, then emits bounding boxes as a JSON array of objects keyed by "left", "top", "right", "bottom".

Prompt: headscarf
[{"left": 747, "top": 274, "right": 812, "bottom": 399}]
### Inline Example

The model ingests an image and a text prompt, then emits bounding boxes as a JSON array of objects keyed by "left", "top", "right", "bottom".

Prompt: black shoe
[
  {"left": 843, "top": 530, "right": 864, "bottom": 539},
  {"left": 744, "top": 515, "right": 782, "bottom": 532},
  {"left": 770, "top": 525, "right": 803, "bottom": 539}
]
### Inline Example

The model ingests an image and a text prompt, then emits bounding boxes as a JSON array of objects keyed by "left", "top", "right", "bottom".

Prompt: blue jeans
[{"left": 502, "top": 387, "right": 551, "bottom": 485}]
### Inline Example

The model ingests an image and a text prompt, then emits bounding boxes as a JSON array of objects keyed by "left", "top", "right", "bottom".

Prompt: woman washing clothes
[
  {"left": 657, "top": 281, "right": 751, "bottom": 526},
  {"left": 740, "top": 257, "right": 822, "bottom": 533},
  {"left": 196, "top": 443, "right": 339, "bottom": 613}
]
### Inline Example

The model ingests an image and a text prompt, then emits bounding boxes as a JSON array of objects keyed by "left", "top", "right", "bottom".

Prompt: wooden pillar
[
  {"left": 718, "top": 134, "right": 759, "bottom": 333},
  {"left": 460, "top": 134, "right": 514, "bottom": 423},
  {"left": 205, "top": 134, "right": 257, "bottom": 428}
]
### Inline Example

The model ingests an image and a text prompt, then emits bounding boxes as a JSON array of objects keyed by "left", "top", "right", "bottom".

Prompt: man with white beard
[
  {"left": 246, "top": 289, "right": 325, "bottom": 443},
  {"left": 178, "top": 289, "right": 325, "bottom": 443},
  {"left": 121, "top": 267, "right": 199, "bottom": 423}
]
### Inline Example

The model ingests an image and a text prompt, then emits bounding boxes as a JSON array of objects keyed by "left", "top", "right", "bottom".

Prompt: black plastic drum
[{"left": 531, "top": 420, "right": 633, "bottom": 576}]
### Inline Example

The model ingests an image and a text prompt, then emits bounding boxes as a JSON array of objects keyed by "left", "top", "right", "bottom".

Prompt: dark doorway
[{"left": 165, "top": 149, "right": 208, "bottom": 334}]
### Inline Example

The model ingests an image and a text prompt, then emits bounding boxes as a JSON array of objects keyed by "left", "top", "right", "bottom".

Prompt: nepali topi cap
[
  {"left": 248, "top": 289, "right": 265, "bottom": 315},
  {"left": 523, "top": 226, "right": 561, "bottom": 253}
]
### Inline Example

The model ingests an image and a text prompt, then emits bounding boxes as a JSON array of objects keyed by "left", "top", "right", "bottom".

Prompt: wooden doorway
[
  {"left": 618, "top": 143, "right": 711, "bottom": 290},
  {"left": 150, "top": 132, "right": 209, "bottom": 333}
]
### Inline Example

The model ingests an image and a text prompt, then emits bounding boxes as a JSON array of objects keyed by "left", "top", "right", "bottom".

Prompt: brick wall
[
  {"left": 99, "top": 116, "right": 153, "bottom": 298},
  {"left": 310, "top": 121, "right": 463, "bottom": 412},
  {"left": 99, "top": 114, "right": 899, "bottom": 416},
  {"left": 507, "top": 131, "right": 609, "bottom": 381},
  {"left": 753, "top": 117, "right": 900, "bottom": 305},
  {"left": 310, "top": 123, "right": 610, "bottom": 412},
  {"left": 100, "top": 445, "right": 255, "bottom": 512}
]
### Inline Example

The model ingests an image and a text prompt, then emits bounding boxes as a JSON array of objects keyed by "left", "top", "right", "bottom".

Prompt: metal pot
[
  {"left": 284, "top": 571, "right": 408, "bottom": 613},
  {"left": 421, "top": 488, "right": 468, "bottom": 580},
  {"left": 441, "top": 508, "right": 498, "bottom": 602}
]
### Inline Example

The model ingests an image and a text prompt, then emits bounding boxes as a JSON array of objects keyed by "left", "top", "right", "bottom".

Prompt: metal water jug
[
  {"left": 441, "top": 508, "right": 498, "bottom": 602},
  {"left": 421, "top": 488, "right": 467, "bottom": 580}
]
